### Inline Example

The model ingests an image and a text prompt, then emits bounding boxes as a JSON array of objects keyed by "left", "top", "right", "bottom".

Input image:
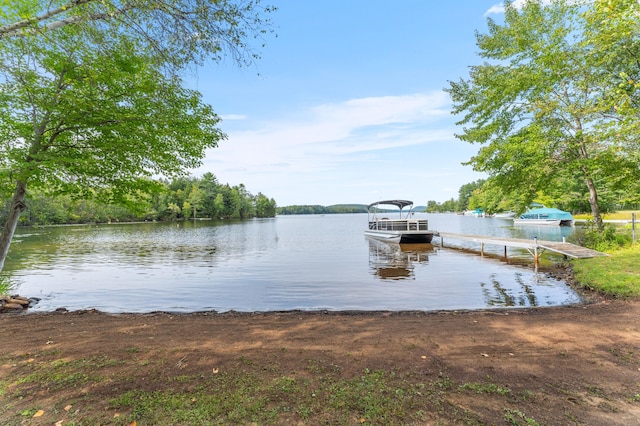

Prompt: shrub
[{"left": 577, "top": 220, "right": 633, "bottom": 252}]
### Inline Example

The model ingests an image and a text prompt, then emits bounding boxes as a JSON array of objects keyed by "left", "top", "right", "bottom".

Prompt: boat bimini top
[
  {"left": 367, "top": 200, "right": 415, "bottom": 219},
  {"left": 367, "top": 200, "right": 414, "bottom": 211}
]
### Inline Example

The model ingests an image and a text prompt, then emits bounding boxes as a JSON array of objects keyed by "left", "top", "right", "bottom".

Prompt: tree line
[
  {"left": 0, "top": 173, "right": 277, "bottom": 226},
  {"left": 277, "top": 204, "right": 367, "bottom": 215},
  {"left": 426, "top": 179, "right": 640, "bottom": 215}
]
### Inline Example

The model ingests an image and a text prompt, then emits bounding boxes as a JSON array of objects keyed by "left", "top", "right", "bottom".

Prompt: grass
[
  {"left": 459, "top": 379, "right": 511, "bottom": 396},
  {"left": 504, "top": 408, "right": 542, "bottom": 426},
  {"left": 569, "top": 209, "right": 640, "bottom": 298},
  {"left": 572, "top": 242, "right": 640, "bottom": 298},
  {"left": 573, "top": 210, "right": 640, "bottom": 221},
  {"left": 0, "top": 348, "right": 555, "bottom": 425},
  {"left": 0, "top": 356, "right": 484, "bottom": 425},
  {"left": 0, "top": 274, "right": 14, "bottom": 296},
  {"left": 108, "top": 368, "right": 469, "bottom": 425}
]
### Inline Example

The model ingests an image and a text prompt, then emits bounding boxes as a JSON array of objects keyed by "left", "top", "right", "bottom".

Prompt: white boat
[
  {"left": 464, "top": 208, "right": 485, "bottom": 217},
  {"left": 513, "top": 207, "right": 574, "bottom": 226},
  {"left": 364, "top": 200, "right": 437, "bottom": 243},
  {"left": 494, "top": 211, "right": 516, "bottom": 218}
]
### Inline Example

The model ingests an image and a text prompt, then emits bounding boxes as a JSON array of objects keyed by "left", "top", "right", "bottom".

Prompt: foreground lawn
[
  {"left": 572, "top": 242, "right": 640, "bottom": 298},
  {"left": 2, "top": 305, "right": 640, "bottom": 425}
]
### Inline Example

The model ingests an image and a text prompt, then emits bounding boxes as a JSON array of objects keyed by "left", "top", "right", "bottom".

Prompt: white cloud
[
  {"left": 203, "top": 92, "right": 450, "bottom": 170},
  {"left": 485, "top": 4, "right": 507, "bottom": 15},
  {"left": 485, "top": 0, "right": 554, "bottom": 16},
  {"left": 219, "top": 114, "right": 247, "bottom": 121},
  {"left": 194, "top": 91, "right": 476, "bottom": 205}
]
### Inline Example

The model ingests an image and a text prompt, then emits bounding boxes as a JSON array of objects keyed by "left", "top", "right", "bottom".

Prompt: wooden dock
[{"left": 435, "top": 232, "right": 607, "bottom": 263}]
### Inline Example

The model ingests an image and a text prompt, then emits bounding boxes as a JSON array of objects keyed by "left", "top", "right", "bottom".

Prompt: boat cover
[
  {"left": 367, "top": 200, "right": 414, "bottom": 211},
  {"left": 519, "top": 208, "right": 573, "bottom": 220}
]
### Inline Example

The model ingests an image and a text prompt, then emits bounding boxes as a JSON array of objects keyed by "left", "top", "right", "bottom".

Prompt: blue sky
[{"left": 188, "top": 1, "right": 515, "bottom": 206}]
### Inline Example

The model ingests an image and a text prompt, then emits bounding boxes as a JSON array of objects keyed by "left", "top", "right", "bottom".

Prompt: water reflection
[
  {"left": 7, "top": 220, "right": 277, "bottom": 272},
  {"left": 480, "top": 273, "right": 539, "bottom": 307},
  {"left": 367, "top": 239, "right": 434, "bottom": 281}
]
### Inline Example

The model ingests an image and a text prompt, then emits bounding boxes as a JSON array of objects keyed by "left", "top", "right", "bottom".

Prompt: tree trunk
[
  {"left": 585, "top": 176, "right": 604, "bottom": 231},
  {"left": 0, "top": 181, "right": 27, "bottom": 273}
]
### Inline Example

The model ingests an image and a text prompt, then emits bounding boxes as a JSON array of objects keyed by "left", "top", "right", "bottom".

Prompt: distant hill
[
  {"left": 326, "top": 204, "right": 368, "bottom": 213},
  {"left": 277, "top": 203, "right": 427, "bottom": 215},
  {"left": 277, "top": 204, "right": 367, "bottom": 215}
]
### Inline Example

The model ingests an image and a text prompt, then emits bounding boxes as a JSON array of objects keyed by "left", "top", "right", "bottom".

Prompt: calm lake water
[{"left": 4, "top": 213, "right": 583, "bottom": 313}]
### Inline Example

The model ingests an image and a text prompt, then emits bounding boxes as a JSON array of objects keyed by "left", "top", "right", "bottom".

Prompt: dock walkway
[{"left": 436, "top": 232, "right": 607, "bottom": 263}]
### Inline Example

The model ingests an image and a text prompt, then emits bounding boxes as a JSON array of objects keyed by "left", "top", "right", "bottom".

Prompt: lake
[{"left": 4, "top": 213, "right": 583, "bottom": 313}]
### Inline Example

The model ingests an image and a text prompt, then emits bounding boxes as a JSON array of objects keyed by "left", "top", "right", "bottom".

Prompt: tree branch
[
  {"left": 0, "top": 0, "right": 136, "bottom": 39},
  {"left": 0, "top": 0, "right": 95, "bottom": 37}
]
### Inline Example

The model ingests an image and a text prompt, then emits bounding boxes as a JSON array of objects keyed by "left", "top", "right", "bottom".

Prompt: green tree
[
  {"left": 199, "top": 172, "right": 220, "bottom": 218},
  {"left": 582, "top": 0, "right": 640, "bottom": 209},
  {"left": 446, "top": 0, "right": 640, "bottom": 231},
  {"left": 440, "top": 198, "right": 459, "bottom": 213},
  {"left": 166, "top": 202, "right": 181, "bottom": 220},
  {"left": 0, "top": 0, "right": 274, "bottom": 272},
  {"left": 235, "top": 184, "right": 254, "bottom": 219},
  {"left": 255, "top": 192, "right": 276, "bottom": 218},
  {"left": 225, "top": 186, "right": 242, "bottom": 218},
  {"left": 182, "top": 201, "right": 193, "bottom": 221},
  {"left": 213, "top": 193, "right": 226, "bottom": 219},
  {"left": 148, "top": 182, "right": 172, "bottom": 220},
  {"left": 187, "top": 186, "right": 204, "bottom": 219},
  {"left": 0, "top": 0, "right": 274, "bottom": 70},
  {"left": 458, "top": 180, "right": 485, "bottom": 212},
  {"left": 466, "top": 179, "right": 521, "bottom": 215}
]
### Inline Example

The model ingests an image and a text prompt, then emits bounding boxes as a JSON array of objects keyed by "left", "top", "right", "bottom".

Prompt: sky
[{"left": 187, "top": 1, "right": 516, "bottom": 207}]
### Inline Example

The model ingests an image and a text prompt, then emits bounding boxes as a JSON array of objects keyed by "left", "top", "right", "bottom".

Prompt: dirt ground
[{"left": 2, "top": 296, "right": 640, "bottom": 425}]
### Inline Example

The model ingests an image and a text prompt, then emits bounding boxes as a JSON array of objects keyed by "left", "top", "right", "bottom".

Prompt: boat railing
[
  {"left": 522, "top": 214, "right": 550, "bottom": 220},
  {"left": 369, "top": 219, "right": 429, "bottom": 231}
]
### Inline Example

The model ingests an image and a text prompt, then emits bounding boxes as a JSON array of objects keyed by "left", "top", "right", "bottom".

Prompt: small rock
[
  {"left": 1, "top": 294, "right": 38, "bottom": 313},
  {"left": 2, "top": 303, "right": 24, "bottom": 311},
  {"left": 11, "top": 295, "right": 28, "bottom": 301}
]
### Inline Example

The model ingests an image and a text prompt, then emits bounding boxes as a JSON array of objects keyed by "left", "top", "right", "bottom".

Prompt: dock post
[
  {"left": 504, "top": 245, "right": 507, "bottom": 260},
  {"left": 481, "top": 242, "right": 484, "bottom": 256},
  {"left": 533, "top": 236, "right": 539, "bottom": 266}
]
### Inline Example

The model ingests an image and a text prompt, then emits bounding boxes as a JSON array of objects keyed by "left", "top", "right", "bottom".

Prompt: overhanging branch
[{"left": 0, "top": 0, "right": 135, "bottom": 39}]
